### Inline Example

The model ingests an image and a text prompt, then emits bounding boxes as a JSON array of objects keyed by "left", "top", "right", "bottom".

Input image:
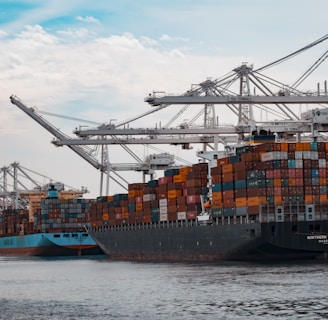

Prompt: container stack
[
  {"left": 0, "top": 209, "right": 35, "bottom": 236},
  {"left": 210, "top": 141, "right": 328, "bottom": 219},
  {"left": 39, "top": 198, "right": 93, "bottom": 232},
  {"left": 128, "top": 183, "right": 145, "bottom": 224},
  {"left": 87, "top": 163, "right": 209, "bottom": 227},
  {"left": 143, "top": 180, "right": 158, "bottom": 223}
]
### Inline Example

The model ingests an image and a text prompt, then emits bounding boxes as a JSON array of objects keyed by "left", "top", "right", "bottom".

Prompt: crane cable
[{"left": 255, "top": 34, "right": 328, "bottom": 72}]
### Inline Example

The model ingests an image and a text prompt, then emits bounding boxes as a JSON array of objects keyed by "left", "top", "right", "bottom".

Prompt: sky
[{"left": 1, "top": 0, "right": 328, "bottom": 198}]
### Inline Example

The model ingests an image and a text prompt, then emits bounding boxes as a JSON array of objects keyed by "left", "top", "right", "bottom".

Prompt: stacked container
[{"left": 39, "top": 198, "right": 93, "bottom": 232}]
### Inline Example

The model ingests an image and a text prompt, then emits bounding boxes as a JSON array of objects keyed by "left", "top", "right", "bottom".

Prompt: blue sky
[{"left": 1, "top": 0, "right": 328, "bottom": 197}]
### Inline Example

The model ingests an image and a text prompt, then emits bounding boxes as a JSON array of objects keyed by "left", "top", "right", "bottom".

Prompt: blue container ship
[
  {"left": 0, "top": 185, "right": 102, "bottom": 256},
  {"left": 0, "top": 232, "right": 100, "bottom": 256}
]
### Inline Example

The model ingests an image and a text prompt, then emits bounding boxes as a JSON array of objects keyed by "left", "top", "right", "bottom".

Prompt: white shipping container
[
  {"left": 261, "top": 152, "right": 274, "bottom": 162},
  {"left": 160, "top": 213, "right": 168, "bottom": 221},
  {"left": 143, "top": 194, "right": 156, "bottom": 202},
  {"left": 310, "top": 151, "right": 319, "bottom": 160},
  {"left": 159, "top": 206, "right": 168, "bottom": 214},
  {"left": 295, "top": 151, "right": 303, "bottom": 159},
  {"left": 280, "top": 151, "right": 288, "bottom": 160},
  {"left": 295, "top": 159, "right": 303, "bottom": 168},
  {"left": 159, "top": 198, "right": 168, "bottom": 207},
  {"left": 319, "top": 159, "right": 326, "bottom": 168},
  {"left": 303, "top": 151, "right": 311, "bottom": 159},
  {"left": 177, "top": 211, "right": 187, "bottom": 220}
]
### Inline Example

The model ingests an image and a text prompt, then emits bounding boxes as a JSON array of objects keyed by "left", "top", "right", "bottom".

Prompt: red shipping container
[
  {"left": 168, "top": 198, "right": 177, "bottom": 206},
  {"left": 210, "top": 166, "right": 221, "bottom": 176},
  {"left": 319, "top": 168, "right": 327, "bottom": 177},
  {"left": 217, "top": 157, "right": 229, "bottom": 167},
  {"left": 222, "top": 190, "right": 234, "bottom": 199},
  {"left": 186, "top": 195, "right": 201, "bottom": 204},
  {"left": 273, "top": 169, "right": 282, "bottom": 178},
  {"left": 295, "top": 169, "right": 303, "bottom": 178},
  {"left": 266, "top": 170, "right": 274, "bottom": 179},
  {"left": 187, "top": 211, "right": 197, "bottom": 220},
  {"left": 274, "top": 187, "right": 282, "bottom": 196},
  {"left": 234, "top": 170, "right": 246, "bottom": 180},
  {"left": 158, "top": 176, "right": 173, "bottom": 185},
  {"left": 222, "top": 172, "right": 234, "bottom": 182}
]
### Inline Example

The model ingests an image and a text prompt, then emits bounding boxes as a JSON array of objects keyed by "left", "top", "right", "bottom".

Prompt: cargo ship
[
  {"left": 0, "top": 185, "right": 102, "bottom": 256},
  {"left": 88, "top": 141, "right": 328, "bottom": 261}
]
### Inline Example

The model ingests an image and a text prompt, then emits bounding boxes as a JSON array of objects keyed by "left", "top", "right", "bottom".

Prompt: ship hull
[
  {"left": 0, "top": 232, "right": 102, "bottom": 257},
  {"left": 89, "top": 220, "right": 328, "bottom": 262}
]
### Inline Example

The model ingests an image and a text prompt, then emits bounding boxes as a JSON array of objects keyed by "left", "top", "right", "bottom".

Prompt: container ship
[
  {"left": 88, "top": 141, "right": 328, "bottom": 261},
  {"left": 0, "top": 185, "right": 102, "bottom": 256}
]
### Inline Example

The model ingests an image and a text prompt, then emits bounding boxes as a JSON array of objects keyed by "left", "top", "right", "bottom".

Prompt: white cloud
[
  {"left": 57, "top": 27, "right": 96, "bottom": 40},
  {"left": 160, "top": 34, "right": 189, "bottom": 43},
  {"left": 0, "top": 30, "right": 7, "bottom": 38},
  {"left": 76, "top": 16, "right": 100, "bottom": 24}
]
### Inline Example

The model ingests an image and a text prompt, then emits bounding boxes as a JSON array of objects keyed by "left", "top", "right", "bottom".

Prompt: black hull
[{"left": 89, "top": 220, "right": 328, "bottom": 262}]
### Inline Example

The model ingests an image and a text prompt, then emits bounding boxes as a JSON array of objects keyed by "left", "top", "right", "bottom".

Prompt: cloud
[
  {"left": 0, "top": 30, "right": 7, "bottom": 38},
  {"left": 76, "top": 16, "right": 100, "bottom": 24},
  {"left": 160, "top": 34, "right": 189, "bottom": 43},
  {"left": 57, "top": 27, "right": 96, "bottom": 40}
]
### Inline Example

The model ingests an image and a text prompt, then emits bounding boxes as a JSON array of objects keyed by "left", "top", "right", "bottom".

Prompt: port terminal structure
[
  {"left": 10, "top": 34, "right": 328, "bottom": 196},
  {"left": 0, "top": 161, "right": 87, "bottom": 213}
]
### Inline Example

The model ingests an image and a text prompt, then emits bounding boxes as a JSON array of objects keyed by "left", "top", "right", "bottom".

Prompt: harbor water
[{"left": 0, "top": 256, "right": 328, "bottom": 319}]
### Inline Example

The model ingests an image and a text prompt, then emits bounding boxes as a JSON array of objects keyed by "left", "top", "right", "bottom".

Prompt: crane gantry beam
[{"left": 145, "top": 94, "right": 328, "bottom": 106}]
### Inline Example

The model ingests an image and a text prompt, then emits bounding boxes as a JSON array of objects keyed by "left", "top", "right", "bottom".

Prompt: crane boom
[
  {"left": 10, "top": 95, "right": 104, "bottom": 171},
  {"left": 145, "top": 94, "right": 328, "bottom": 106}
]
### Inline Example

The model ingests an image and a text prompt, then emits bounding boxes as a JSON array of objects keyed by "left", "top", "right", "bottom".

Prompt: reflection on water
[{"left": 0, "top": 257, "right": 327, "bottom": 319}]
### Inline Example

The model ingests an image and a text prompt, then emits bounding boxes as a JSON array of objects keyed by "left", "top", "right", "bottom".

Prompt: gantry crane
[
  {"left": 10, "top": 96, "right": 179, "bottom": 195},
  {"left": 10, "top": 34, "right": 328, "bottom": 195},
  {"left": 0, "top": 162, "right": 87, "bottom": 214}
]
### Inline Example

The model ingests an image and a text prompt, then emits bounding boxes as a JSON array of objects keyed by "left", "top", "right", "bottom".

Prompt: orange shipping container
[
  {"left": 167, "top": 189, "right": 182, "bottom": 199},
  {"left": 179, "top": 166, "right": 192, "bottom": 175},
  {"left": 102, "top": 213, "right": 109, "bottom": 221},
  {"left": 320, "top": 194, "right": 328, "bottom": 203},
  {"left": 288, "top": 178, "right": 296, "bottom": 186},
  {"left": 221, "top": 163, "right": 234, "bottom": 174},
  {"left": 173, "top": 174, "right": 187, "bottom": 183},
  {"left": 280, "top": 142, "right": 288, "bottom": 151},
  {"left": 274, "top": 196, "right": 282, "bottom": 205},
  {"left": 305, "top": 195, "right": 313, "bottom": 204},
  {"left": 274, "top": 179, "right": 282, "bottom": 187},
  {"left": 295, "top": 142, "right": 303, "bottom": 151},
  {"left": 247, "top": 196, "right": 259, "bottom": 207},
  {"left": 235, "top": 197, "right": 247, "bottom": 207},
  {"left": 212, "top": 191, "right": 222, "bottom": 201},
  {"left": 136, "top": 203, "right": 143, "bottom": 211},
  {"left": 303, "top": 142, "right": 311, "bottom": 151}
]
